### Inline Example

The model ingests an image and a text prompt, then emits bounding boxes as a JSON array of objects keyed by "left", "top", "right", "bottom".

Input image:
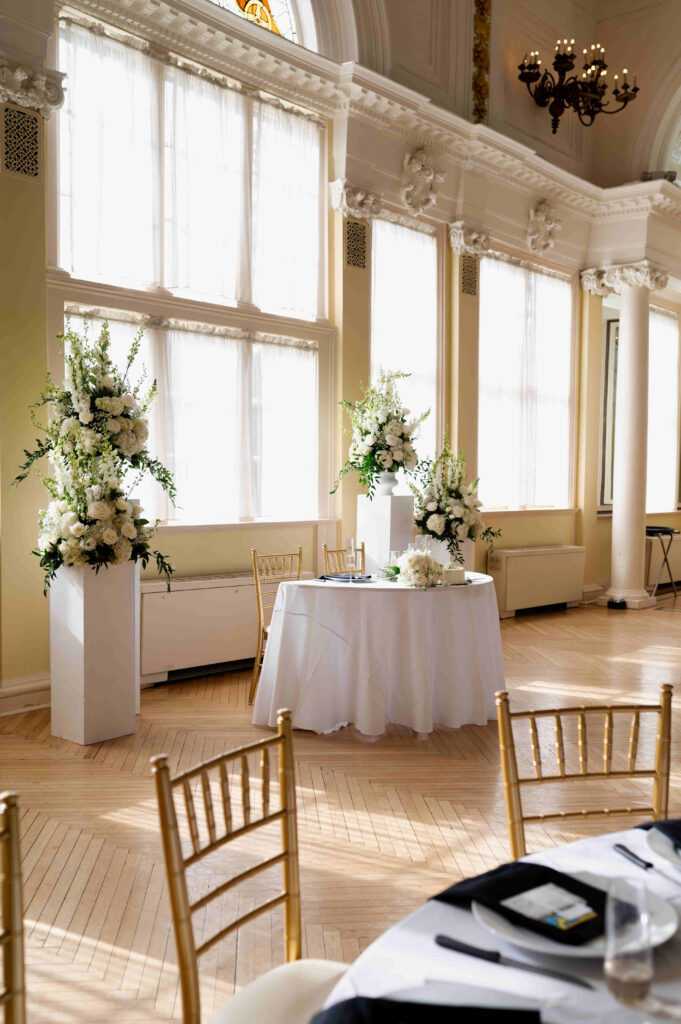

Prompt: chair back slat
[
  {"left": 528, "top": 718, "right": 542, "bottom": 779},
  {"left": 0, "top": 792, "right": 25, "bottom": 1024},
  {"left": 201, "top": 772, "right": 217, "bottom": 845},
  {"left": 250, "top": 548, "right": 303, "bottom": 706},
  {"left": 553, "top": 715, "right": 565, "bottom": 776},
  {"left": 628, "top": 712, "right": 641, "bottom": 772},
  {"left": 495, "top": 686, "right": 673, "bottom": 859},
  {"left": 262, "top": 749, "right": 271, "bottom": 817},
  {"left": 219, "top": 762, "right": 232, "bottom": 834},
  {"left": 183, "top": 779, "right": 201, "bottom": 856},
  {"left": 577, "top": 712, "right": 587, "bottom": 774},
  {"left": 151, "top": 710, "right": 301, "bottom": 1024},
  {"left": 603, "top": 710, "right": 613, "bottom": 774}
]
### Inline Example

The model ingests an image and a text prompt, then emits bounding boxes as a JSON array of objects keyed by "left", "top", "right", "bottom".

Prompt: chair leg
[{"left": 248, "top": 630, "right": 265, "bottom": 705}]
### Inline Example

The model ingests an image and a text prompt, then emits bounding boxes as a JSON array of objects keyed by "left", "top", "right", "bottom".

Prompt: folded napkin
[
  {"left": 309, "top": 997, "right": 539, "bottom": 1024},
  {"left": 637, "top": 818, "right": 681, "bottom": 846},
  {"left": 318, "top": 574, "right": 373, "bottom": 583},
  {"left": 432, "top": 861, "right": 606, "bottom": 946}
]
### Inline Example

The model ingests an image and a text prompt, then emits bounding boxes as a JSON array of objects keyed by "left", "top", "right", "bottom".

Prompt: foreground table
[
  {"left": 251, "top": 573, "right": 504, "bottom": 736},
  {"left": 326, "top": 826, "right": 681, "bottom": 1022}
]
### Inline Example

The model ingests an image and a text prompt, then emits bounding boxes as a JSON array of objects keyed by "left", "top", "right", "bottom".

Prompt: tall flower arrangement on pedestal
[
  {"left": 410, "top": 435, "right": 500, "bottom": 564},
  {"left": 331, "top": 370, "right": 428, "bottom": 498},
  {"left": 13, "top": 321, "right": 176, "bottom": 592}
]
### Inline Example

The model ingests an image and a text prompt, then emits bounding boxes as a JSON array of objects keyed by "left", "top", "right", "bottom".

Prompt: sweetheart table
[
  {"left": 325, "top": 826, "right": 681, "bottom": 1021},
  {"left": 251, "top": 572, "right": 504, "bottom": 736}
]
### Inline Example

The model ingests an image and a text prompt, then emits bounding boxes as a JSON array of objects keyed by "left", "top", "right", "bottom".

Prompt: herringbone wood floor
[{"left": 2, "top": 601, "right": 681, "bottom": 1022}]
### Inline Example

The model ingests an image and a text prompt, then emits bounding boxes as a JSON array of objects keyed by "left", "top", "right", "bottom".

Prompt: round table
[{"left": 251, "top": 572, "right": 504, "bottom": 736}]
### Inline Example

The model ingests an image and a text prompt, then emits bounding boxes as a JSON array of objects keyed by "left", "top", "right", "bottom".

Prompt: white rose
[
  {"left": 384, "top": 434, "right": 400, "bottom": 448},
  {"left": 87, "top": 500, "right": 114, "bottom": 521},
  {"left": 79, "top": 409, "right": 94, "bottom": 424},
  {"left": 71, "top": 522, "right": 86, "bottom": 538},
  {"left": 102, "top": 527, "right": 118, "bottom": 546},
  {"left": 60, "top": 511, "right": 79, "bottom": 530},
  {"left": 116, "top": 497, "right": 132, "bottom": 512},
  {"left": 120, "top": 520, "right": 137, "bottom": 540},
  {"left": 386, "top": 422, "right": 403, "bottom": 437},
  {"left": 392, "top": 449, "right": 404, "bottom": 462},
  {"left": 426, "top": 502, "right": 438, "bottom": 512},
  {"left": 377, "top": 450, "right": 393, "bottom": 469},
  {"left": 121, "top": 394, "right": 135, "bottom": 408},
  {"left": 426, "top": 513, "right": 446, "bottom": 536},
  {"left": 102, "top": 375, "right": 115, "bottom": 388},
  {"left": 450, "top": 503, "right": 465, "bottom": 519}
]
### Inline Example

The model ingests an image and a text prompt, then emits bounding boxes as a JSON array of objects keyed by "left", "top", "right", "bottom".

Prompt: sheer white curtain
[
  {"left": 251, "top": 102, "right": 323, "bottom": 320},
  {"left": 646, "top": 308, "right": 680, "bottom": 512},
  {"left": 165, "top": 329, "right": 242, "bottom": 524},
  {"left": 254, "top": 343, "right": 317, "bottom": 518},
  {"left": 164, "top": 65, "right": 245, "bottom": 303},
  {"left": 371, "top": 220, "right": 438, "bottom": 460},
  {"left": 59, "top": 23, "right": 158, "bottom": 287},
  {"left": 478, "top": 257, "right": 572, "bottom": 508}
]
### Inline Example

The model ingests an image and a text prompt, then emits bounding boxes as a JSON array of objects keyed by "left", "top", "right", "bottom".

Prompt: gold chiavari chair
[
  {"left": 249, "top": 547, "right": 302, "bottom": 706},
  {"left": 151, "top": 709, "right": 346, "bottom": 1024},
  {"left": 496, "top": 685, "right": 673, "bottom": 860},
  {"left": 321, "top": 543, "right": 365, "bottom": 576},
  {"left": 1, "top": 792, "right": 25, "bottom": 1024}
]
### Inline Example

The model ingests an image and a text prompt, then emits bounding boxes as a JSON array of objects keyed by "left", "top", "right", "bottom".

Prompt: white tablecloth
[
  {"left": 326, "top": 826, "right": 681, "bottom": 1022},
  {"left": 251, "top": 573, "right": 504, "bottom": 736}
]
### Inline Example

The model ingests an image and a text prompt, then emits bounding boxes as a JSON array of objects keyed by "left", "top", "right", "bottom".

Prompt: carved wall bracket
[
  {"left": 581, "top": 259, "right": 669, "bottom": 296},
  {"left": 329, "top": 179, "right": 382, "bottom": 219},
  {"left": 0, "top": 49, "right": 65, "bottom": 118},
  {"left": 448, "top": 220, "right": 490, "bottom": 256},
  {"left": 527, "top": 198, "right": 561, "bottom": 253},
  {"left": 400, "top": 147, "right": 444, "bottom": 216}
]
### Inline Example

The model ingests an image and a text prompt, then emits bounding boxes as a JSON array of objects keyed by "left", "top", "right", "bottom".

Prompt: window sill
[
  {"left": 480, "top": 507, "right": 578, "bottom": 518},
  {"left": 156, "top": 517, "right": 337, "bottom": 534}
]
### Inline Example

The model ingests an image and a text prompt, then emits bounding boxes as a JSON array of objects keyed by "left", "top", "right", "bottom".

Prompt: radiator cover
[{"left": 487, "top": 545, "right": 586, "bottom": 618}]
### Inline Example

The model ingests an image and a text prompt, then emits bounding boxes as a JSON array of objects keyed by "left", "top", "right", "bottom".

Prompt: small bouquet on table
[
  {"left": 409, "top": 435, "right": 500, "bottom": 584},
  {"left": 14, "top": 320, "right": 176, "bottom": 745}
]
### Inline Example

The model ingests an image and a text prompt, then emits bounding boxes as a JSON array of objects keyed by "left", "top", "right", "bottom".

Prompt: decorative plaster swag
[
  {"left": 581, "top": 259, "right": 669, "bottom": 296},
  {"left": 0, "top": 49, "right": 65, "bottom": 118}
]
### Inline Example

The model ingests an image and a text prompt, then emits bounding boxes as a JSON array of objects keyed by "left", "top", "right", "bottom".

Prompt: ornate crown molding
[
  {"left": 0, "top": 49, "right": 64, "bottom": 118},
  {"left": 581, "top": 260, "right": 669, "bottom": 296},
  {"left": 329, "top": 179, "right": 382, "bottom": 219},
  {"left": 400, "top": 147, "right": 444, "bottom": 216},
  {"left": 448, "top": 220, "right": 490, "bottom": 255},
  {"left": 527, "top": 199, "right": 561, "bottom": 253}
]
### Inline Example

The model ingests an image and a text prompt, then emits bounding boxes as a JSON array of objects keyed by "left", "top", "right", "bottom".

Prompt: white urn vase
[
  {"left": 50, "top": 561, "right": 140, "bottom": 745},
  {"left": 375, "top": 471, "right": 398, "bottom": 496}
]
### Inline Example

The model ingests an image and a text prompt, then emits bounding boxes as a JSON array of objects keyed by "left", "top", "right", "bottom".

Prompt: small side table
[{"left": 646, "top": 526, "right": 680, "bottom": 597}]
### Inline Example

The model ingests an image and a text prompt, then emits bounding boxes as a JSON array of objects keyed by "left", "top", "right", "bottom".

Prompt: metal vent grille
[
  {"left": 2, "top": 105, "right": 40, "bottom": 179},
  {"left": 345, "top": 220, "right": 367, "bottom": 269},
  {"left": 461, "top": 253, "right": 478, "bottom": 296}
]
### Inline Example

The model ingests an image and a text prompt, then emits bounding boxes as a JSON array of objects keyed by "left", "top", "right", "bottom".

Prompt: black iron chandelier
[{"left": 518, "top": 39, "right": 638, "bottom": 134}]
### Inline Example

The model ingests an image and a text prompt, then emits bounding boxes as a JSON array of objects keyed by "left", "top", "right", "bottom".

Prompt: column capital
[
  {"left": 329, "top": 179, "right": 382, "bottom": 220},
  {"left": 581, "top": 259, "right": 668, "bottom": 296},
  {"left": 448, "top": 220, "right": 490, "bottom": 256},
  {"left": 0, "top": 47, "right": 65, "bottom": 119}
]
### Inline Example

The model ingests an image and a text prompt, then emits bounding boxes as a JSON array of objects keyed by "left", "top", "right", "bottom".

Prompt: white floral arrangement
[
  {"left": 331, "top": 370, "right": 428, "bottom": 498},
  {"left": 397, "top": 549, "right": 442, "bottom": 589},
  {"left": 13, "top": 321, "right": 176, "bottom": 592},
  {"left": 410, "top": 434, "right": 500, "bottom": 564}
]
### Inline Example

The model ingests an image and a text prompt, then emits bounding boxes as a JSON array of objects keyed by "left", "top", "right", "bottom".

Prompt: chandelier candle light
[{"left": 518, "top": 38, "right": 638, "bottom": 134}]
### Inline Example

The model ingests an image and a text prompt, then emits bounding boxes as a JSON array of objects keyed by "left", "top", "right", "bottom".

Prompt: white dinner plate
[
  {"left": 646, "top": 827, "right": 681, "bottom": 870},
  {"left": 472, "top": 870, "right": 678, "bottom": 959}
]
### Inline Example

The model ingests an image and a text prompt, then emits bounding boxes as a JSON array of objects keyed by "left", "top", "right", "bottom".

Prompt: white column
[{"left": 584, "top": 261, "right": 668, "bottom": 608}]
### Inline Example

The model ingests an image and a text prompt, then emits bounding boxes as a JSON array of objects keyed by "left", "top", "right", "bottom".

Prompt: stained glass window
[{"left": 206, "top": 0, "right": 298, "bottom": 43}]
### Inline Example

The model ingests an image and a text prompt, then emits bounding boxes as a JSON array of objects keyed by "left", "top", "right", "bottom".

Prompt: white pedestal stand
[
  {"left": 357, "top": 494, "right": 414, "bottom": 574},
  {"left": 50, "top": 561, "right": 140, "bottom": 745}
]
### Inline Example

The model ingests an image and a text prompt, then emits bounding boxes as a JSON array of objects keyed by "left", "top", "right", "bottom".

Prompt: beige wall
[{"left": 0, "top": 115, "right": 50, "bottom": 682}]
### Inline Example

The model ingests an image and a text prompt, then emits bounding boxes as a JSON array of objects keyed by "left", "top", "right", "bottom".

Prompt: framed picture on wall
[{"left": 599, "top": 319, "right": 619, "bottom": 507}]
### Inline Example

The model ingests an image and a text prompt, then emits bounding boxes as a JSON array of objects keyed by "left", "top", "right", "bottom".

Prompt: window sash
[{"left": 478, "top": 255, "right": 574, "bottom": 510}]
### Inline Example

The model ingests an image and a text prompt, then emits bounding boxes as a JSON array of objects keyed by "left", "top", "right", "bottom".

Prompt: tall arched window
[{"left": 206, "top": 0, "right": 305, "bottom": 46}]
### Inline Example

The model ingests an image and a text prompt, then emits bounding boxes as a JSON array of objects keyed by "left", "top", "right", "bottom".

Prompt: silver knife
[
  {"left": 614, "top": 842, "right": 681, "bottom": 889},
  {"left": 435, "top": 934, "right": 595, "bottom": 990}
]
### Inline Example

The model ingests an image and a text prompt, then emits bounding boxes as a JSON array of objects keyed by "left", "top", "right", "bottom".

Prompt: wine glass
[
  {"left": 390, "top": 550, "right": 400, "bottom": 566},
  {"left": 604, "top": 877, "right": 653, "bottom": 1011},
  {"left": 345, "top": 537, "right": 356, "bottom": 578}
]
